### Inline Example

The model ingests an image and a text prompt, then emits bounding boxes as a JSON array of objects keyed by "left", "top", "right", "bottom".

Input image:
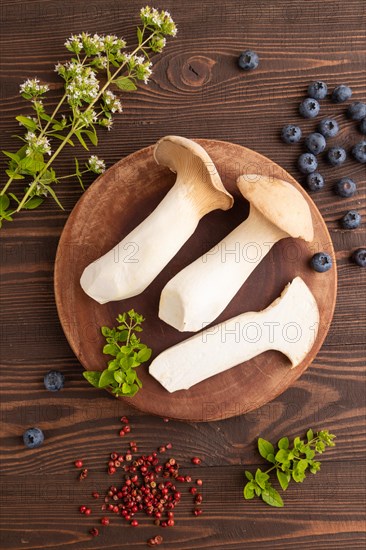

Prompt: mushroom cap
[
  {"left": 237, "top": 174, "right": 314, "bottom": 242},
  {"left": 154, "top": 136, "right": 234, "bottom": 213}
]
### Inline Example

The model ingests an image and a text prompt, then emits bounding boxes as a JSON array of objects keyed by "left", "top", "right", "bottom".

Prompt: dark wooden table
[{"left": 1, "top": 1, "right": 365, "bottom": 548}]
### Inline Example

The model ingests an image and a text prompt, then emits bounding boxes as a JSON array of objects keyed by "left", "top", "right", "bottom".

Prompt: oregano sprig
[
  {"left": 0, "top": 7, "right": 177, "bottom": 228},
  {"left": 243, "top": 429, "right": 336, "bottom": 507},
  {"left": 83, "top": 309, "right": 152, "bottom": 397}
]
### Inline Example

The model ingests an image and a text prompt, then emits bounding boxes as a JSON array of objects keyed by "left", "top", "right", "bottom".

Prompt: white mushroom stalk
[
  {"left": 150, "top": 277, "right": 319, "bottom": 393},
  {"left": 80, "top": 136, "right": 233, "bottom": 304},
  {"left": 159, "top": 175, "right": 314, "bottom": 332}
]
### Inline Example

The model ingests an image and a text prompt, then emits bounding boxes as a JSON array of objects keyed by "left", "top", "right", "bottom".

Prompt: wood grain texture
[{"left": 0, "top": 0, "right": 365, "bottom": 548}]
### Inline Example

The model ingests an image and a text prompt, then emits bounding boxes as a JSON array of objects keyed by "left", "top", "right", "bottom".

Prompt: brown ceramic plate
[{"left": 54, "top": 139, "right": 337, "bottom": 421}]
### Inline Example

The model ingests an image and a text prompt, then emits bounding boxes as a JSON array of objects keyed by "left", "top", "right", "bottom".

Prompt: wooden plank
[{"left": 0, "top": 0, "right": 365, "bottom": 547}]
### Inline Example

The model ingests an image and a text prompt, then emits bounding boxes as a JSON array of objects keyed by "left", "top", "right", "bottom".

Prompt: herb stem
[{"left": 16, "top": 29, "right": 156, "bottom": 213}]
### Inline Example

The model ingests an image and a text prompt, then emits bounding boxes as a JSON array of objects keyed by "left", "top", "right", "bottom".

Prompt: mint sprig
[
  {"left": 83, "top": 309, "right": 152, "bottom": 397},
  {"left": 244, "top": 429, "right": 336, "bottom": 507}
]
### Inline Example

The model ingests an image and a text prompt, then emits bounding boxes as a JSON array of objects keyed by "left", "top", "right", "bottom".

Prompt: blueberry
[
  {"left": 340, "top": 210, "right": 361, "bottom": 229},
  {"left": 305, "top": 132, "right": 326, "bottom": 155},
  {"left": 298, "top": 153, "right": 318, "bottom": 174},
  {"left": 299, "top": 98, "right": 320, "bottom": 118},
  {"left": 23, "top": 427, "right": 44, "bottom": 449},
  {"left": 334, "top": 177, "right": 357, "bottom": 198},
  {"left": 318, "top": 118, "right": 339, "bottom": 138},
  {"left": 352, "top": 140, "right": 366, "bottom": 163},
  {"left": 327, "top": 146, "right": 346, "bottom": 166},
  {"left": 360, "top": 118, "right": 366, "bottom": 135},
  {"left": 331, "top": 84, "right": 352, "bottom": 103},
  {"left": 44, "top": 370, "right": 65, "bottom": 391},
  {"left": 347, "top": 102, "right": 366, "bottom": 121},
  {"left": 306, "top": 172, "right": 325, "bottom": 192},
  {"left": 281, "top": 124, "right": 302, "bottom": 144},
  {"left": 308, "top": 81, "right": 327, "bottom": 100},
  {"left": 352, "top": 248, "right": 366, "bottom": 267},
  {"left": 310, "top": 252, "right": 332, "bottom": 273},
  {"left": 238, "top": 50, "right": 259, "bottom": 71}
]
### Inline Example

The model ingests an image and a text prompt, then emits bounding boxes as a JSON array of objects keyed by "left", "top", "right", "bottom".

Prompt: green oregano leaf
[
  {"left": 243, "top": 482, "right": 255, "bottom": 500},
  {"left": 276, "top": 470, "right": 289, "bottom": 491},
  {"left": 258, "top": 438, "right": 274, "bottom": 460},
  {"left": 83, "top": 310, "right": 150, "bottom": 398},
  {"left": 243, "top": 429, "right": 335, "bottom": 507},
  {"left": 278, "top": 437, "right": 289, "bottom": 450},
  {"left": 261, "top": 486, "right": 284, "bottom": 508},
  {"left": 113, "top": 76, "right": 137, "bottom": 91},
  {"left": 99, "top": 369, "right": 116, "bottom": 387},
  {"left": 83, "top": 371, "right": 101, "bottom": 387}
]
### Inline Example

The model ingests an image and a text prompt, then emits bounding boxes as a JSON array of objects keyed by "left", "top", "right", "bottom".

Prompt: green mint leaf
[
  {"left": 293, "top": 436, "right": 302, "bottom": 449},
  {"left": 135, "top": 374, "right": 142, "bottom": 388},
  {"left": 137, "top": 347, "right": 152, "bottom": 363},
  {"left": 278, "top": 437, "right": 289, "bottom": 450},
  {"left": 245, "top": 471, "right": 254, "bottom": 481},
  {"left": 103, "top": 343, "right": 119, "bottom": 356},
  {"left": 122, "top": 382, "right": 131, "bottom": 393},
  {"left": 99, "top": 369, "right": 116, "bottom": 387},
  {"left": 83, "top": 370, "right": 102, "bottom": 387},
  {"left": 307, "top": 428, "right": 314, "bottom": 442},
  {"left": 266, "top": 453, "right": 276, "bottom": 464},
  {"left": 258, "top": 438, "right": 275, "bottom": 460},
  {"left": 114, "top": 76, "right": 137, "bottom": 91},
  {"left": 261, "top": 486, "right": 284, "bottom": 507},
  {"left": 243, "top": 482, "right": 255, "bottom": 500},
  {"left": 276, "top": 470, "right": 289, "bottom": 491}
]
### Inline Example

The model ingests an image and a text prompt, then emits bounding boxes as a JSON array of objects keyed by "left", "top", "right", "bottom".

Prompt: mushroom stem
[
  {"left": 151, "top": 277, "right": 320, "bottom": 393},
  {"left": 159, "top": 174, "right": 314, "bottom": 332},
  {"left": 159, "top": 206, "right": 287, "bottom": 332},
  {"left": 80, "top": 136, "right": 233, "bottom": 304}
]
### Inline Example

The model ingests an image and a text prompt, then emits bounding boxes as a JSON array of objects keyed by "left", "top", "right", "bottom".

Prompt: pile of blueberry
[{"left": 281, "top": 81, "right": 365, "bottom": 270}]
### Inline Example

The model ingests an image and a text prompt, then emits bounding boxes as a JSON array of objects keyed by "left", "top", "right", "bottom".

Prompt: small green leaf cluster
[
  {"left": 83, "top": 309, "right": 152, "bottom": 398},
  {"left": 0, "top": 6, "right": 177, "bottom": 228},
  {"left": 243, "top": 429, "right": 336, "bottom": 507}
]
